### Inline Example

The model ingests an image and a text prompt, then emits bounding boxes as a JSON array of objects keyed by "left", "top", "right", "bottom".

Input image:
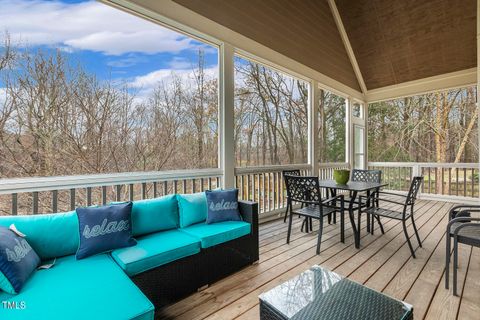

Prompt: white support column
[
  {"left": 477, "top": 0, "right": 480, "bottom": 178},
  {"left": 219, "top": 43, "right": 235, "bottom": 188},
  {"left": 309, "top": 81, "right": 320, "bottom": 175},
  {"left": 346, "top": 98, "right": 353, "bottom": 169}
]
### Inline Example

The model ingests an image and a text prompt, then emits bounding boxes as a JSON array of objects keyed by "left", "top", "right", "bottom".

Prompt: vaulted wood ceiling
[
  {"left": 169, "top": 0, "right": 475, "bottom": 92},
  {"left": 336, "top": 0, "right": 476, "bottom": 90},
  {"left": 172, "top": 0, "right": 361, "bottom": 91}
]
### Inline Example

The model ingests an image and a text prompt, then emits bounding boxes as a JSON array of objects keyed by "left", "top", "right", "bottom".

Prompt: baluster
[
  {"left": 182, "top": 180, "right": 187, "bottom": 194},
  {"left": 455, "top": 168, "right": 459, "bottom": 196},
  {"left": 192, "top": 179, "right": 196, "bottom": 193},
  {"left": 174, "top": 180, "right": 178, "bottom": 194},
  {"left": 448, "top": 168, "right": 452, "bottom": 195},
  {"left": 273, "top": 172, "right": 277, "bottom": 209},
  {"left": 163, "top": 181, "right": 168, "bottom": 195},
  {"left": 11, "top": 193, "right": 18, "bottom": 216},
  {"left": 252, "top": 174, "right": 256, "bottom": 202},
  {"left": 267, "top": 172, "right": 271, "bottom": 212},
  {"left": 102, "top": 186, "right": 107, "bottom": 205},
  {"left": 32, "top": 192, "right": 39, "bottom": 214},
  {"left": 463, "top": 169, "right": 467, "bottom": 197},
  {"left": 208, "top": 177, "right": 213, "bottom": 191},
  {"left": 153, "top": 182, "right": 158, "bottom": 198},
  {"left": 428, "top": 168, "right": 432, "bottom": 193},
  {"left": 142, "top": 182, "right": 147, "bottom": 199},
  {"left": 115, "top": 185, "right": 122, "bottom": 202},
  {"left": 280, "top": 173, "right": 284, "bottom": 208},
  {"left": 471, "top": 168, "right": 475, "bottom": 197},
  {"left": 86, "top": 187, "right": 92, "bottom": 206},
  {"left": 216, "top": 177, "right": 220, "bottom": 188},
  {"left": 262, "top": 173, "right": 266, "bottom": 213},
  {"left": 200, "top": 178, "right": 205, "bottom": 191},
  {"left": 246, "top": 175, "right": 250, "bottom": 201},
  {"left": 52, "top": 190, "right": 58, "bottom": 213},
  {"left": 70, "top": 188, "right": 76, "bottom": 210},
  {"left": 129, "top": 184, "right": 134, "bottom": 201},
  {"left": 240, "top": 175, "right": 244, "bottom": 200}
]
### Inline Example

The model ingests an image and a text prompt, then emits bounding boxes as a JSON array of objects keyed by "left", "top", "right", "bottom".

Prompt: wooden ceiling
[
  {"left": 172, "top": 0, "right": 361, "bottom": 91},
  {"left": 336, "top": 0, "right": 477, "bottom": 90}
]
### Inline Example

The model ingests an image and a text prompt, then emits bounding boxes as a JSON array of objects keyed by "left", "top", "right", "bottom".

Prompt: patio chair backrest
[
  {"left": 406, "top": 176, "right": 423, "bottom": 205},
  {"left": 352, "top": 169, "right": 382, "bottom": 183},
  {"left": 282, "top": 169, "right": 301, "bottom": 178},
  {"left": 284, "top": 175, "right": 321, "bottom": 206}
]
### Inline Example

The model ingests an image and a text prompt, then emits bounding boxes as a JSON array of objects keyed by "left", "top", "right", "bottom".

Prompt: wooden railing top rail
[
  {"left": 0, "top": 169, "right": 222, "bottom": 195},
  {"left": 234, "top": 164, "right": 311, "bottom": 175},
  {"left": 368, "top": 162, "right": 478, "bottom": 169}
]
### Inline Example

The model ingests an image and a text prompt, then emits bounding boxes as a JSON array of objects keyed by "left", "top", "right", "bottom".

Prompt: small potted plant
[{"left": 333, "top": 169, "right": 350, "bottom": 185}]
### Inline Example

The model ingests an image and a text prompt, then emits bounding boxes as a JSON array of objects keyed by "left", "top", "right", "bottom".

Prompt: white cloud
[
  {"left": 129, "top": 65, "right": 218, "bottom": 102},
  {"left": 0, "top": 0, "right": 203, "bottom": 55}
]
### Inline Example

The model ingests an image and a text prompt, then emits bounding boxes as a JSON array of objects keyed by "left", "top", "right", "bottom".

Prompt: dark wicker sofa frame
[{"left": 132, "top": 200, "right": 259, "bottom": 311}]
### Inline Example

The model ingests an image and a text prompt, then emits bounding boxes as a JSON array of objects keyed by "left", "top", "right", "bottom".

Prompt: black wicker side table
[{"left": 259, "top": 265, "right": 413, "bottom": 320}]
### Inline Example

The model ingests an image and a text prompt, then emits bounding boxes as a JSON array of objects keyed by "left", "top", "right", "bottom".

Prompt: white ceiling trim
[
  {"left": 366, "top": 68, "right": 477, "bottom": 102},
  {"left": 328, "top": 0, "right": 368, "bottom": 95}
]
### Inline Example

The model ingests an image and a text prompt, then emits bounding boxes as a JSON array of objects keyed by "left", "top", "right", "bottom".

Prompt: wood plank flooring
[{"left": 157, "top": 199, "right": 479, "bottom": 320}]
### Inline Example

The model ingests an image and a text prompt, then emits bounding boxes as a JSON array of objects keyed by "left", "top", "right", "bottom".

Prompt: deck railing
[
  {"left": 2, "top": 161, "right": 474, "bottom": 217},
  {"left": 234, "top": 163, "right": 349, "bottom": 216},
  {"left": 0, "top": 169, "right": 222, "bottom": 216},
  {"left": 368, "top": 162, "right": 479, "bottom": 201}
]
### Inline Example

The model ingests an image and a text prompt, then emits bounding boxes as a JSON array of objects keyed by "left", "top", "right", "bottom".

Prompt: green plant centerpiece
[{"left": 333, "top": 169, "right": 350, "bottom": 185}]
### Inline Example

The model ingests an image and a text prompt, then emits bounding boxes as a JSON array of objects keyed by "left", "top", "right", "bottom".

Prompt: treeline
[
  {"left": 368, "top": 88, "right": 478, "bottom": 163},
  {"left": 0, "top": 38, "right": 218, "bottom": 178}
]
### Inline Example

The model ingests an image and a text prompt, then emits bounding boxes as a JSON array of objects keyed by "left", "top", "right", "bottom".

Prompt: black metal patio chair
[
  {"left": 351, "top": 169, "right": 383, "bottom": 234},
  {"left": 445, "top": 205, "right": 480, "bottom": 296},
  {"left": 285, "top": 175, "right": 345, "bottom": 254},
  {"left": 360, "top": 176, "right": 423, "bottom": 258},
  {"left": 282, "top": 169, "right": 301, "bottom": 223}
]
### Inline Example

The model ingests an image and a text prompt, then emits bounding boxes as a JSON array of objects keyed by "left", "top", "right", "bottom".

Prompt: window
[
  {"left": 352, "top": 102, "right": 364, "bottom": 118},
  {"left": 0, "top": 0, "right": 219, "bottom": 178},
  {"left": 234, "top": 56, "right": 308, "bottom": 166},
  {"left": 368, "top": 86, "right": 478, "bottom": 163},
  {"left": 354, "top": 125, "right": 365, "bottom": 169},
  {"left": 318, "top": 88, "right": 346, "bottom": 163}
]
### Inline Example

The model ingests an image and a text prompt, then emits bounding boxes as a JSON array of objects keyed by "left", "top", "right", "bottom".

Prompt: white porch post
[
  {"left": 346, "top": 98, "right": 353, "bottom": 169},
  {"left": 309, "top": 80, "right": 319, "bottom": 175},
  {"left": 477, "top": 0, "right": 480, "bottom": 177},
  {"left": 220, "top": 43, "right": 236, "bottom": 188}
]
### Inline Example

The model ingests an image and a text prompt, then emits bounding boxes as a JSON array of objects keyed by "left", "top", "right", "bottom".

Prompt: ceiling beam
[
  {"left": 365, "top": 68, "right": 477, "bottom": 102},
  {"left": 328, "top": 0, "right": 368, "bottom": 95}
]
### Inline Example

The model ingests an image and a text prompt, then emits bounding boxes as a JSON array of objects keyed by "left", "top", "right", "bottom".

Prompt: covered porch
[{"left": 0, "top": 0, "right": 479, "bottom": 319}]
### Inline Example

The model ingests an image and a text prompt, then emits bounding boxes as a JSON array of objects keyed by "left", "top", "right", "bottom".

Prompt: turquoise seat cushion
[
  {"left": 179, "top": 221, "right": 251, "bottom": 248},
  {"left": 111, "top": 229, "right": 201, "bottom": 276},
  {"left": 0, "top": 212, "right": 79, "bottom": 260},
  {"left": 112, "top": 195, "right": 179, "bottom": 236},
  {"left": 0, "top": 254, "right": 154, "bottom": 320},
  {"left": 177, "top": 192, "right": 208, "bottom": 228}
]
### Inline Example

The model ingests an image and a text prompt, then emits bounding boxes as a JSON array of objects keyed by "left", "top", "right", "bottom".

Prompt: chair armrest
[
  {"left": 449, "top": 205, "right": 480, "bottom": 220},
  {"left": 447, "top": 216, "right": 480, "bottom": 233},
  {"left": 239, "top": 200, "right": 258, "bottom": 226},
  {"left": 322, "top": 194, "right": 344, "bottom": 205},
  {"left": 360, "top": 194, "right": 405, "bottom": 207},
  {"left": 377, "top": 191, "right": 408, "bottom": 198}
]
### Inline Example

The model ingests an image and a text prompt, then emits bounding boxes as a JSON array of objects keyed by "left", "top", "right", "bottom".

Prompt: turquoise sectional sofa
[{"left": 0, "top": 194, "right": 259, "bottom": 320}]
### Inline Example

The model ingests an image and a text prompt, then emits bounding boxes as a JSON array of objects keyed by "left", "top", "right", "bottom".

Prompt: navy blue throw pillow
[
  {"left": 0, "top": 226, "right": 40, "bottom": 294},
  {"left": 205, "top": 189, "right": 242, "bottom": 224},
  {"left": 76, "top": 202, "right": 137, "bottom": 260}
]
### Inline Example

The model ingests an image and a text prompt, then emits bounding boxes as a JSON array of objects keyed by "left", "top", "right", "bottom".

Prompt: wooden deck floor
[{"left": 158, "top": 199, "right": 480, "bottom": 320}]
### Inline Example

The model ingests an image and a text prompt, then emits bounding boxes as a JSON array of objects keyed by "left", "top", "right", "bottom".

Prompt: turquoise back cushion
[
  {"left": 177, "top": 192, "right": 208, "bottom": 228},
  {"left": 113, "top": 195, "right": 179, "bottom": 236},
  {"left": 0, "top": 212, "right": 79, "bottom": 260}
]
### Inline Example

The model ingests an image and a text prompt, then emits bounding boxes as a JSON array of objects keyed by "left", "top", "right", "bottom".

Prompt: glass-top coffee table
[{"left": 259, "top": 265, "right": 412, "bottom": 320}]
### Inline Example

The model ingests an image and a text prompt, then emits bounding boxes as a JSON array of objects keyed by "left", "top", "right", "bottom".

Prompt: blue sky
[{"left": 0, "top": 0, "right": 219, "bottom": 98}]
